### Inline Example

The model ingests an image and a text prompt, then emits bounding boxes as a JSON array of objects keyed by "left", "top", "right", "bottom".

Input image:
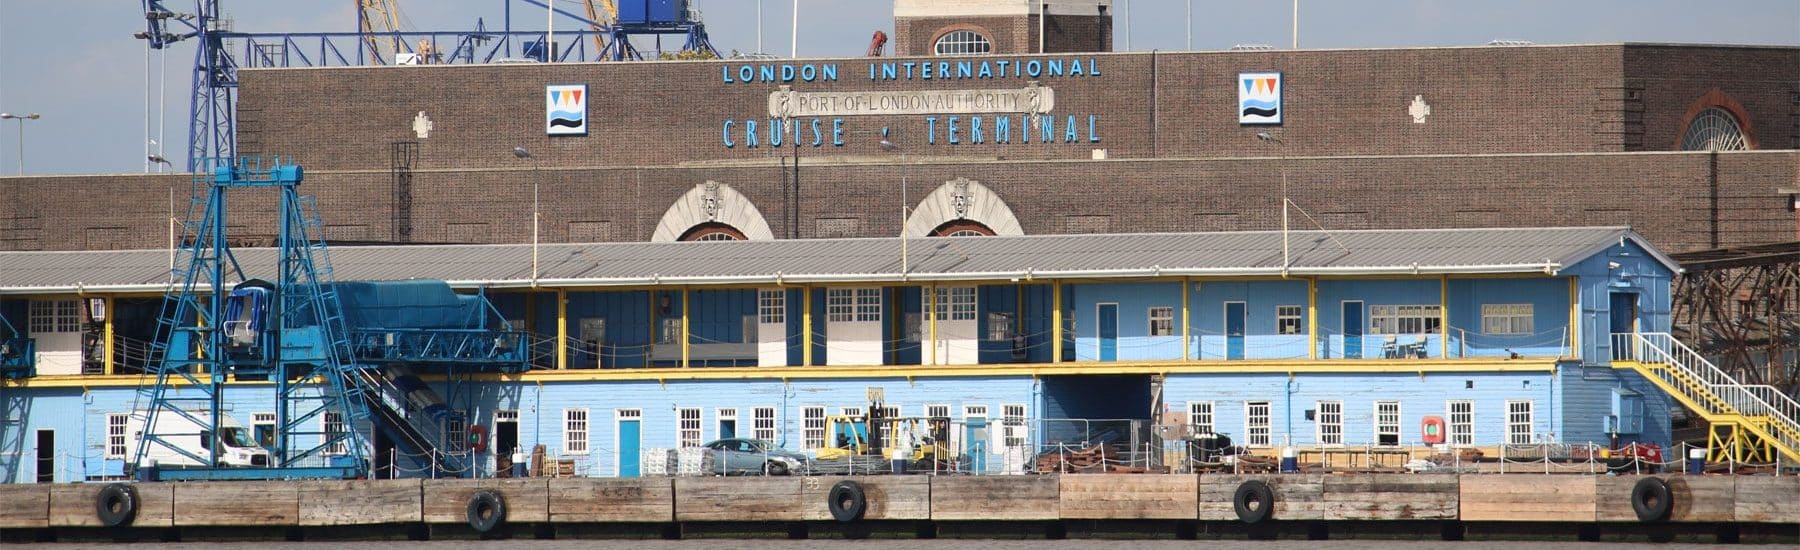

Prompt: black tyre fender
[
  {"left": 826, "top": 480, "right": 867, "bottom": 523},
  {"left": 467, "top": 489, "right": 507, "bottom": 533},
  {"left": 1631, "top": 477, "right": 1673, "bottom": 523},
  {"left": 94, "top": 483, "right": 138, "bottom": 528},
  {"left": 1233, "top": 479, "right": 1275, "bottom": 524}
]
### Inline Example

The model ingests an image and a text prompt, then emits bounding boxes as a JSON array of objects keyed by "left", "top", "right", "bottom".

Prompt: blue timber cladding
[
  {"left": 1191, "top": 280, "right": 1309, "bottom": 360},
  {"left": 1446, "top": 277, "right": 1573, "bottom": 358},
  {"left": 1559, "top": 365, "right": 1673, "bottom": 446},
  {"left": 1163, "top": 372, "right": 1563, "bottom": 448},
  {"left": 6, "top": 386, "right": 301, "bottom": 484},
  {"left": 1568, "top": 240, "right": 1675, "bottom": 365},
  {"left": 1068, "top": 282, "right": 1184, "bottom": 361},
  {"left": 1315, "top": 278, "right": 1443, "bottom": 359},
  {"left": 505, "top": 376, "right": 1035, "bottom": 477}
]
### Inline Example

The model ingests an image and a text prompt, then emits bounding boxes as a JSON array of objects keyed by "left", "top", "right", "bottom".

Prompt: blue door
[
  {"left": 1609, "top": 292, "right": 1637, "bottom": 334},
  {"left": 964, "top": 417, "right": 989, "bottom": 473},
  {"left": 1225, "top": 302, "right": 1247, "bottom": 360},
  {"left": 718, "top": 419, "right": 736, "bottom": 440},
  {"left": 618, "top": 418, "right": 641, "bottom": 477},
  {"left": 1343, "top": 301, "right": 1365, "bottom": 359},
  {"left": 1097, "top": 304, "right": 1118, "bottom": 361}
]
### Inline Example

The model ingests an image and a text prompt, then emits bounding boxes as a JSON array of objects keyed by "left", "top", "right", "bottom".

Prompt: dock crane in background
[
  {"left": 357, "top": 0, "right": 407, "bottom": 63},
  {"left": 137, "top": 0, "right": 716, "bottom": 172}
]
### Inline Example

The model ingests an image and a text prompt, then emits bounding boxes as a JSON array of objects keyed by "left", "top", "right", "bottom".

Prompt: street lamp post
[{"left": 0, "top": 113, "right": 41, "bottom": 175}]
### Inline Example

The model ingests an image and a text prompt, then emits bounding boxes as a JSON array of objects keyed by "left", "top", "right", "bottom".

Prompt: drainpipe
[{"left": 1283, "top": 378, "right": 1295, "bottom": 447}]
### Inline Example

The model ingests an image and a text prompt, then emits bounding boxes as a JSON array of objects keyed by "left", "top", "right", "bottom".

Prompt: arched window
[
  {"left": 678, "top": 222, "right": 748, "bottom": 242},
  {"left": 1680, "top": 107, "right": 1748, "bottom": 151},
  {"left": 934, "top": 30, "right": 992, "bottom": 56},
  {"left": 930, "top": 220, "right": 996, "bottom": 237}
]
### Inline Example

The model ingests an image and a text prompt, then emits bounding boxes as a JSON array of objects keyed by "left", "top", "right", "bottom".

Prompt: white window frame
[
  {"left": 1315, "top": 400, "right": 1344, "bottom": 446},
  {"left": 677, "top": 407, "right": 702, "bottom": 448},
  {"left": 106, "top": 413, "right": 130, "bottom": 459},
  {"left": 1276, "top": 305, "right": 1303, "bottom": 335},
  {"left": 1375, "top": 400, "right": 1401, "bottom": 446},
  {"left": 741, "top": 315, "right": 758, "bottom": 343},
  {"left": 854, "top": 288, "right": 882, "bottom": 322},
  {"left": 1001, "top": 404, "right": 1027, "bottom": 448},
  {"left": 658, "top": 317, "right": 682, "bottom": 345},
  {"left": 717, "top": 407, "right": 738, "bottom": 440},
  {"left": 986, "top": 311, "right": 1014, "bottom": 341},
  {"left": 1447, "top": 400, "right": 1474, "bottom": 447},
  {"left": 925, "top": 404, "right": 950, "bottom": 419},
  {"left": 801, "top": 406, "right": 825, "bottom": 450},
  {"left": 840, "top": 406, "right": 863, "bottom": 417},
  {"left": 827, "top": 288, "right": 856, "bottom": 322},
  {"left": 1148, "top": 306, "right": 1175, "bottom": 337},
  {"left": 1187, "top": 401, "right": 1214, "bottom": 436},
  {"left": 934, "top": 29, "right": 993, "bottom": 56},
  {"left": 758, "top": 289, "right": 786, "bottom": 324},
  {"left": 1245, "top": 401, "right": 1271, "bottom": 447},
  {"left": 933, "top": 286, "right": 976, "bottom": 321},
  {"left": 1506, "top": 400, "right": 1534, "bottom": 445},
  {"left": 564, "top": 408, "right": 590, "bottom": 455},
  {"left": 252, "top": 412, "right": 277, "bottom": 449},
  {"left": 323, "top": 411, "right": 347, "bottom": 456},
  {"left": 1369, "top": 304, "right": 1444, "bottom": 335},
  {"left": 752, "top": 406, "right": 777, "bottom": 442},
  {"left": 1481, "top": 303, "right": 1534, "bottom": 335},
  {"left": 445, "top": 417, "right": 469, "bottom": 454},
  {"left": 29, "top": 299, "right": 80, "bottom": 333}
]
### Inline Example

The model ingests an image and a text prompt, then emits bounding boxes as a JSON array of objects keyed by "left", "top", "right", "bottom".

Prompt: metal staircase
[{"left": 1613, "top": 332, "right": 1800, "bottom": 463}]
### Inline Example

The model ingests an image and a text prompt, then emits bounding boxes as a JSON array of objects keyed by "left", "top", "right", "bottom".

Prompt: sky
[{"left": 0, "top": 0, "right": 1794, "bottom": 176}]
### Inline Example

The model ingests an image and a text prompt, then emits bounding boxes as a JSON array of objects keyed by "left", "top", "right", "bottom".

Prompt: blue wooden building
[{"left": 0, "top": 226, "right": 1713, "bottom": 480}]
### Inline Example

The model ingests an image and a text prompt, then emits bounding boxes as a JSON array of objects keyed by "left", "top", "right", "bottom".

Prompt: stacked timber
[{"left": 1033, "top": 443, "right": 1166, "bottom": 474}]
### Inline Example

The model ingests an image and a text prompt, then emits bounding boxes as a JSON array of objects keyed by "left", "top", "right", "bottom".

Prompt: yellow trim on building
[
  {"left": 4, "top": 358, "right": 1560, "bottom": 388},
  {"left": 1052, "top": 280, "right": 1063, "bottom": 364},
  {"left": 801, "top": 286, "right": 813, "bottom": 367},
  {"left": 555, "top": 288, "right": 568, "bottom": 370},
  {"left": 1181, "top": 277, "right": 1191, "bottom": 361},
  {"left": 1568, "top": 277, "right": 1580, "bottom": 360},
  {"left": 1439, "top": 275, "right": 1450, "bottom": 358},
  {"left": 103, "top": 296, "right": 116, "bottom": 375},
  {"left": 680, "top": 286, "right": 690, "bottom": 368},
  {"left": 1307, "top": 277, "right": 1318, "bottom": 360}
]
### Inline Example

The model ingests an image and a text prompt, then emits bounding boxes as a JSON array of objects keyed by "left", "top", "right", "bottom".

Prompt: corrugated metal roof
[{"left": 0, "top": 227, "right": 1674, "bottom": 294}]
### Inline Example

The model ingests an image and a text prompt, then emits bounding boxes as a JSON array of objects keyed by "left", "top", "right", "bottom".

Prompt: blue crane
[{"left": 130, "top": 156, "right": 530, "bottom": 480}]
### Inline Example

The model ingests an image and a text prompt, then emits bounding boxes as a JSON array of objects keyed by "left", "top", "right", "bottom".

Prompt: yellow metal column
[
  {"left": 802, "top": 287, "right": 813, "bottom": 366},
  {"left": 555, "top": 289, "right": 568, "bottom": 370},
  {"left": 680, "top": 287, "right": 691, "bottom": 368},
  {"left": 1439, "top": 275, "right": 1450, "bottom": 358},
  {"left": 1568, "top": 277, "right": 1580, "bottom": 359},
  {"left": 102, "top": 296, "right": 115, "bottom": 375},
  {"left": 1307, "top": 278, "right": 1318, "bottom": 360},
  {"left": 927, "top": 284, "right": 939, "bottom": 366},
  {"left": 1181, "top": 277, "right": 1191, "bottom": 361},
  {"left": 1052, "top": 280, "right": 1063, "bottom": 364}
]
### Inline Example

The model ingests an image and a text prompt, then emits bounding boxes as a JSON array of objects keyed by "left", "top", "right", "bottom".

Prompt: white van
[{"left": 128, "top": 411, "right": 272, "bottom": 468}]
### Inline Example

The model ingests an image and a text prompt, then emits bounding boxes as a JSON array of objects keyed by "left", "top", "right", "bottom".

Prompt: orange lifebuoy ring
[
  {"left": 468, "top": 424, "right": 489, "bottom": 453},
  {"left": 1421, "top": 416, "right": 1446, "bottom": 445}
]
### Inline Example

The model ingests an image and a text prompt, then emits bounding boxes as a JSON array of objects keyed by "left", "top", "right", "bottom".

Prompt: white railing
[{"left": 1614, "top": 332, "right": 1799, "bottom": 457}]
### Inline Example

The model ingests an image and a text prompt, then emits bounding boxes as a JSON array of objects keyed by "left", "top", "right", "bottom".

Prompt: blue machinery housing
[{"left": 0, "top": 220, "right": 1725, "bottom": 481}]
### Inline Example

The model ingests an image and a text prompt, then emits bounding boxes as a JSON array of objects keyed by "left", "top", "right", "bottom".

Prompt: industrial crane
[
  {"left": 583, "top": 0, "right": 619, "bottom": 57},
  {"left": 357, "top": 0, "right": 407, "bottom": 63}
]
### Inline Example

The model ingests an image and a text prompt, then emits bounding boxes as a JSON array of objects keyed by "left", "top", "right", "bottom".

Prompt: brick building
[{"left": 0, "top": 43, "right": 1795, "bottom": 253}]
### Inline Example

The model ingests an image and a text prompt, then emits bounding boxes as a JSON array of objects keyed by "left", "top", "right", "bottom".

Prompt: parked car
[{"left": 704, "top": 438, "right": 806, "bottom": 476}]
